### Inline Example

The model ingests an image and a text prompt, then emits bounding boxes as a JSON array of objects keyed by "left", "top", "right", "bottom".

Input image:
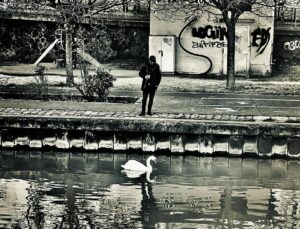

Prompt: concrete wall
[
  {"left": 2, "top": 129, "right": 300, "bottom": 158},
  {"left": 0, "top": 19, "right": 149, "bottom": 64},
  {"left": 273, "top": 30, "right": 300, "bottom": 63},
  {"left": 150, "top": 8, "right": 274, "bottom": 76},
  {"left": 1, "top": 116, "right": 300, "bottom": 158},
  {"left": 0, "top": 20, "right": 57, "bottom": 63}
]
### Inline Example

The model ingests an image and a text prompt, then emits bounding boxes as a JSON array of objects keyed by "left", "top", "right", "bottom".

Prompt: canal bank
[
  {"left": 2, "top": 63, "right": 300, "bottom": 158},
  {"left": 1, "top": 92, "right": 300, "bottom": 158}
]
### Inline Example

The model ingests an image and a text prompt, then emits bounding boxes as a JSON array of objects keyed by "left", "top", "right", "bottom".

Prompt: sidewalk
[
  {"left": 1, "top": 61, "right": 300, "bottom": 121},
  {"left": 1, "top": 95, "right": 300, "bottom": 123}
]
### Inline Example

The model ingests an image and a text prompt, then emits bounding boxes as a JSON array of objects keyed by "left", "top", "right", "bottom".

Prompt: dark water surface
[{"left": 0, "top": 151, "right": 300, "bottom": 228}]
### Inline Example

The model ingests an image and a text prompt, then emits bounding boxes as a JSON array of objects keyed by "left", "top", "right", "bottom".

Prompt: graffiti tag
[
  {"left": 236, "top": 47, "right": 243, "bottom": 54},
  {"left": 235, "top": 35, "right": 242, "bottom": 44},
  {"left": 163, "top": 37, "right": 173, "bottom": 46},
  {"left": 192, "top": 25, "right": 228, "bottom": 41},
  {"left": 178, "top": 18, "right": 213, "bottom": 75},
  {"left": 251, "top": 27, "right": 271, "bottom": 55},
  {"left": 284, "top": 40, "right": 300, "bottom": 51},
  {"left": 192, "top": 41, "right": 227, "bottom": 49}
]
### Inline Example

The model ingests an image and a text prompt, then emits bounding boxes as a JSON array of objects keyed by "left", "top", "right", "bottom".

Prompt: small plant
[
  {"left": 33, "top": 64, "right": 48, "bottom": 99},
  {"left": 75, "top": 67, "right": 115, "bottom": 102}
]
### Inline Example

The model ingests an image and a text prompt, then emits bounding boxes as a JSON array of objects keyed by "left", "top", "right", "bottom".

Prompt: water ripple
[{"left": 1, "top": 154, "right": 300, "bottom": 228}]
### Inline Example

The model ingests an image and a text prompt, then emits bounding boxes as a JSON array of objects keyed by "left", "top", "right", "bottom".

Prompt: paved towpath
[
  {"left": 1, "top": 91, "right": 300, "bottom": 124},
  {"left": 1, "top": 62, "right": 300, "bottom": 123}
]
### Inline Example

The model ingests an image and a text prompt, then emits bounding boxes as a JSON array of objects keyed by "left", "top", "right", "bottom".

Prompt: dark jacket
[{"left": 139, "top": 63, "right": 161, "bottom": 91}]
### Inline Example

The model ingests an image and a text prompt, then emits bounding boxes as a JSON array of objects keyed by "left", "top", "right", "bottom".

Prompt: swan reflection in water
[
  {"left": 122, "top": 169, "right": 156, "bottom": 183},
  {"left": 121, "top": 155, "right": 159, "bottom": 226}
]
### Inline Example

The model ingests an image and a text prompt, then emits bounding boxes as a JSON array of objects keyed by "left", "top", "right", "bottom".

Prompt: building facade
[{"left": 149, "top": 5, "right": 275, "bottom": 76}]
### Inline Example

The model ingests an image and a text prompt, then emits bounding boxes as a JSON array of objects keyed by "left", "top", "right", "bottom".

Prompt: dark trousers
[{"left": 142, "top": 87, "right": 156, "bottom": 113}]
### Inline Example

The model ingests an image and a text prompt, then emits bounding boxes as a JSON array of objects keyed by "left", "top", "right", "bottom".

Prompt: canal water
[{"left": 0, "top": 151, "right": 300, "bottom": 228}]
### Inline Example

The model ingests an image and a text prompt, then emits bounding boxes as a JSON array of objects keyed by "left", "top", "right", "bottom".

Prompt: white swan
[{"left": 121, "top": 156, "right": 156, "bottom": 172}]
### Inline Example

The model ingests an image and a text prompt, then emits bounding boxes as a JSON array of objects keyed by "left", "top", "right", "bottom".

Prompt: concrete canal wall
[{"left": 1, "top": 115, "right": 300, "bottom": 158}]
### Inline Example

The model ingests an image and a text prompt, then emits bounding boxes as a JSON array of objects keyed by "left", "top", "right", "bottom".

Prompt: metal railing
[
  {"left": 275, "top": 6, "right": 300, "bottom": 27},
  {"left": 0, "top": 1, "right": 150, "bottom": 16}
]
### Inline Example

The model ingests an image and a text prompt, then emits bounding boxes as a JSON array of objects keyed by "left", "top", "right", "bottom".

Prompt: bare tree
[
  {"left": 6, "top": 0, "right": 133, "bottom": 85},
  {"left": 152, "top": 0, "right": 293, "bottom": 90},
  {"left": 5, "top": 0, "right": 297, "bottom": 89}
]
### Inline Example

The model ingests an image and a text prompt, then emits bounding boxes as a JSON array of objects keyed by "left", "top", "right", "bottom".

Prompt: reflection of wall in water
[{"left": 1, "top": 153, "right": 300, "bottom": 227}]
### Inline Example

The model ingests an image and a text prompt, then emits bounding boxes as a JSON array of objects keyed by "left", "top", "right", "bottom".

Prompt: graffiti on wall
[
  {"left": 163, "top": 37, "right": 173, "bottom": 46},
  {"left": 235, "top": 35, "right": 243, "bottom": 53},
  {"left": 192, "top": 25, "right": 228, "bottom": 41},
  {"left": 178, "top": 18, "right": 212, "bottom": 74},
  {"left": 192, "top": 41, "right": 227, "bottom": 49},
  {"left": 191, "top": 25, "right": 228, "bottom": 50},
  {"left": 251, "top": 27, "right": 271, "bottom": 55},
  {"left": 283, "top": 40, "right": 300, "bottom": 51}
]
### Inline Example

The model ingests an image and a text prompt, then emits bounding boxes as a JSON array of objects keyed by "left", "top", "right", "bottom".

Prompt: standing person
[{"left": 139, "top": 55, "right": 161, "bottom": 116}]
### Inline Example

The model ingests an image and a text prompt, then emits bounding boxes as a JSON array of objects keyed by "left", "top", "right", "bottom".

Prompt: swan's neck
[
  {"left": 146, "top": 171, "right": 155, "bottom": 183},
  {"left": 146, "top": 158, "right": 153, "bottom": 171}
]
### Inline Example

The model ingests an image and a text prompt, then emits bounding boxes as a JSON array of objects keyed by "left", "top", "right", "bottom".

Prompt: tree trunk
[
  {"left": 226, "top": 23, "right": 236, "bottom": 90},
  {"left": 65, "top": 24, "right": 74, "bottom": 85}
]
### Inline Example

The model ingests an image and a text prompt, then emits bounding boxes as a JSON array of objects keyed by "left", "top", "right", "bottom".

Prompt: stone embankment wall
[
  {"left": 1, "top": 116, "right": 300, "bottom": 158},
  {"left": 0, "top": 19, "right": 148, "bottom": 64}
]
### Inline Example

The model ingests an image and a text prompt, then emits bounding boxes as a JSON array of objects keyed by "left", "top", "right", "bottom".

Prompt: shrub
[
  {"left": 75, "top": 67, "right": 115, "bottom": 102},
  {"left": 33, "top": 64, "right": 48, "bottom": 99}
]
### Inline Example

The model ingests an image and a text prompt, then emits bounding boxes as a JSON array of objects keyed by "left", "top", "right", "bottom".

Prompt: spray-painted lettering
[
  {"left": 235, "top": 35, "right": 242, "bottom": 44},
  {"left": 284, "top": 40, "right": 300, "bottom": 51},
  {"left": 251, "top": 27, "right": 271, "bottom": 55},
  {"left": 163, "top": 37, "right": 173, "bottom": 46},
  {"left": 192, "top": 41, "right": 227, "bottom": 49},
  {"left": 192, "top": 25, "right": 228, "bottom": 41}
]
